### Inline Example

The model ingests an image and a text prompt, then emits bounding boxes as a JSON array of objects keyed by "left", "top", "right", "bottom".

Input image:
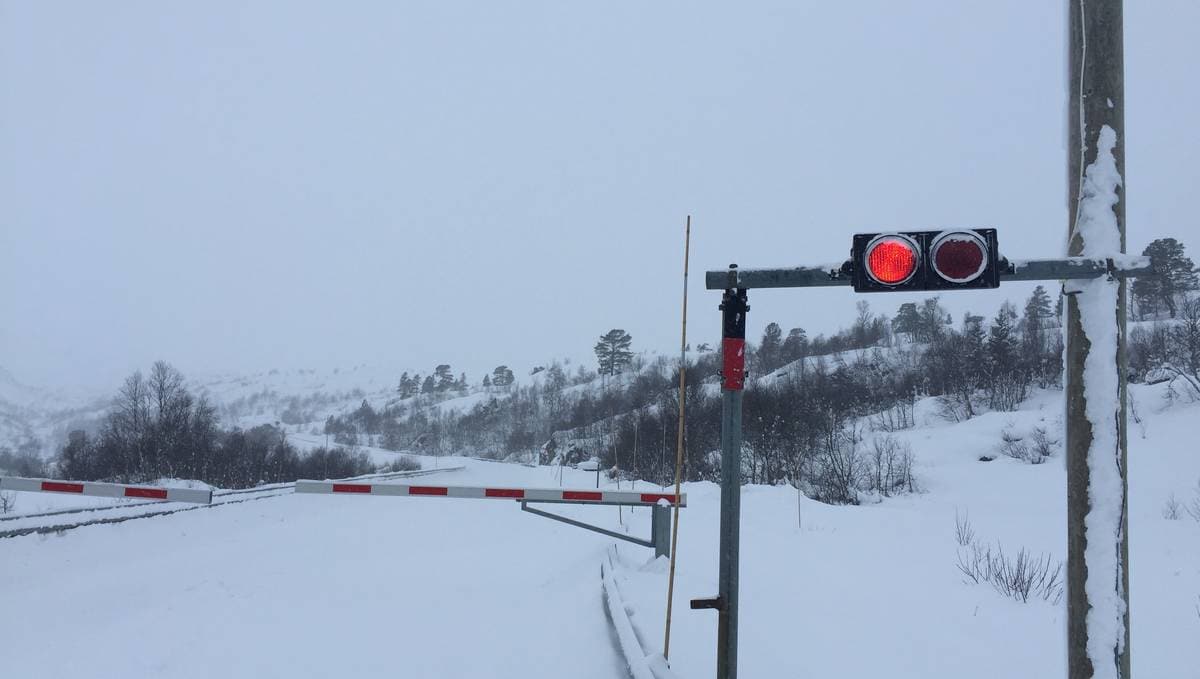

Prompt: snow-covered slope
[
  {"left": 1, "top": 383, "right": 1195, "bottom": 677},
  {"left": 0, "top": 366, "right": 109, "bottom": 457},
  {"left": 615, "top": 382, "right": 1199, "bottom": 678}
]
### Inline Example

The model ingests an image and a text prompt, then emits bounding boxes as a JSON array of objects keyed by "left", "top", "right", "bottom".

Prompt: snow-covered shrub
[
  {"left": 1163, "top": 494, "right": 1183, "bottom": 520},
  {"left": 1030, "top": 426, "right": 1060, "bottom": 460},
  {"left": 937, "top": 393, "right": 974, "bottom": 423},
  {"left": 809, "top": 424, "right": 866, "bottom": 505},
  {"left": 865, "top": 435, "right": 916, "bottom": 496},
  {"left": 987, "top": 372, "right": 1029, "bottom": 412},
  {"left": 998, "top": 424, "right": 1055, "bottom": 465},
  {"left": 1187, "top": 480, "right": 1200, "bottom": 523},
  {"left": 383, "top": 455, "right": 421, "bottom": 473},
  {"left": 956, "top": 540, "right": 1063, "bottom": 604},
  {"left": 871, "top": 399, "right": 915, "bottom": 432},
  {"left": 998, "top": 427, "right": 1033, "bottom": 463},
  {"left": 954, "top": 509, "right": 975, "bottom": 547},
  {"left": 0, "top": 491, "right": 15, "bottom": 514}
]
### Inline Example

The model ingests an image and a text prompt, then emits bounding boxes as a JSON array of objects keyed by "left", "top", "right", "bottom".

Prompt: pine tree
[
  {"left": 963, "top": 314, "right": 988, "bottom": 388},
  {"left": 594, "top": 329, "right": 634, "bottom": 376},
  {"left": 434, "top": 364, "right": 454, "bottom": 392},
  {"left": 987, "top": 302, "right": 1019, "bottom": 370},
  {"left": 917, "top": 297, "right": 948, "bottom": 342},
  {"left": 491, "top": 365, "right": 515, "bottom": 387},
  {"left": 421, "top": 375, "right": 436, "bottom": 394},
  {"left": 892, "top": 303, "right": 921, "bottom": 343},
  {"left": 482, "top": 374, "right": 492, "bottom": 389},
  {"left": 1132, "top": 238, "right": 1198, "bottom": 318},
  {"left": 1021, "top": 285, "right": 1054, "bottom": 352},
  {"left": 757, "top": 323, "right": 783, "bottom": 373},
  {"left": 397, "top": 372, "right": 418, "bottom": 398},
  {"left": 781, "top": 327, "right": 808, "bottom": 363}
]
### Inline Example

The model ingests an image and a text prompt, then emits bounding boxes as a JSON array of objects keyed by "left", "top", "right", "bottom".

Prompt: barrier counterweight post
[
  {"left": 716, "top": 275, "right": 747, "bottom": 679},
  {"left": 652, "top": 503, "right": 671, "bottom": 559}
]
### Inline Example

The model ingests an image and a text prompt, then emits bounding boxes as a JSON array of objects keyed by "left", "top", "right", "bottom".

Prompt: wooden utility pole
[{"left": 1066, "top": 1, "right": 1130, "bottom": 678}]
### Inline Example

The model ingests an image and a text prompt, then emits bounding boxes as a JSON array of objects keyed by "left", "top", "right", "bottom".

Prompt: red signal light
[
  {"left": 863, "top": 235, "right": 920, "bottom": 286},
  {"left": 930, "top": 231, "right": 989, "bottom": 283}
]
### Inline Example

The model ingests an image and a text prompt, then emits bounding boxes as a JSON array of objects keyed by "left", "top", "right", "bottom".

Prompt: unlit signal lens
[
  {"left": 864, "top": 235, "right": 920, "bottom": 286},
  {"left": 931, "top": 231, "right": 988, "bottom": 283}
]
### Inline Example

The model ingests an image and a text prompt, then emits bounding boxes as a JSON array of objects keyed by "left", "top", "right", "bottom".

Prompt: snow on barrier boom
[
  {"left": 0, "top": 476, "right": 213, "bottom": 504},
  {"left": 294, "top": 480, "right": 685, "bottom": 507}
]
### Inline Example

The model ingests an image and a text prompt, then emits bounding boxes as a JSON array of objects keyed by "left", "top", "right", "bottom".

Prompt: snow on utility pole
[{"left": 1066, "top": 1, "right": 1130, "bottom": 678}]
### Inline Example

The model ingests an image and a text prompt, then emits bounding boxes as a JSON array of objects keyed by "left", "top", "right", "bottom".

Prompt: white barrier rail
[
  {"left": 296, "top": 481, "right": 685, "bottom": 507},
  {"left": 0, "top": 476, "right": 212, "bottom": 504}
]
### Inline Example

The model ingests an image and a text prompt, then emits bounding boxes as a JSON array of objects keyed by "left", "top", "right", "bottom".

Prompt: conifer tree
[
  {"left": 892, "top": 303, "right": 921, "bottom": 343},
  {"left": 781, "top": 327, "right": 808, "bottom": 363},
  {"left": 594, "top": 329, "right": 634, "bottom": 376},
  {"left": 757, "top": 323, "right": 783, "bottom": 373},
  {"left": 434, "top": 364, "right": 454, "bottom": 392},
  {"left": 1132, "top": 237, "right": 1198, "bottom": 318}
]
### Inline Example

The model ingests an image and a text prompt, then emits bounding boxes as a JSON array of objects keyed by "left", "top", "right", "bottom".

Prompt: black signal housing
[{"left": 850, "top": 228, "right": 1000, "bottom": 293}]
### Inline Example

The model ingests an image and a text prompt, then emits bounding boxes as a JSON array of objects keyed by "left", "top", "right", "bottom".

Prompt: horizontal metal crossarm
[
  {"left": 0, "top": 476, "right": 213, "bottom": 504},
  {"left": 295, "top": 480, "right": 686, "bottom": 507},
  {"left": 704, "top": 255, "right": 1154, "bottom": 290},
  {"left": 520, "top": 501, "right": 655, "bottom": 549}
]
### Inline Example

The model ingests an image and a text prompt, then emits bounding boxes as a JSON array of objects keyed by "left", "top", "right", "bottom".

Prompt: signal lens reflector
[
  {"left": 931, "top": 231, "right": 988, "bottom": 283},
  {"left": 864, "top": 235, "right": 920, "bottom": 285}
]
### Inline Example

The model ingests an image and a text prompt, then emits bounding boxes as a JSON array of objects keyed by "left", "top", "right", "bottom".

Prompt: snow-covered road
[{"left": 0, "top": 462, "right": 632, "bottom": 679}]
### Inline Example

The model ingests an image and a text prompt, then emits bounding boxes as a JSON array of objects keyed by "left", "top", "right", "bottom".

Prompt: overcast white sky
[{"left": 2, "top": 1, "right": 1196, "bottom": 390}]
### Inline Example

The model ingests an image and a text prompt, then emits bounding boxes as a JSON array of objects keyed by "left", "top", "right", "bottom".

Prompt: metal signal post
[{"left": 692, "top": 267, "right": 748, "bottom": 679}]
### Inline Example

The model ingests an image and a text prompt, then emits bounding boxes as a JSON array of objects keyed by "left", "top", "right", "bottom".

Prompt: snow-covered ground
[
  {"left": 617, "top": 383, "right": 1200, "bottom": 678},
  {"left": 1, "top": 385, "right": 1196, "bottom": 678},
  {"left": 1, "top": 461, "right": 630, "bottom": 679}
]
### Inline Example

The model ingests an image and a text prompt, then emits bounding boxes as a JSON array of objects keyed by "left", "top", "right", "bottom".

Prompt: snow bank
[{"left": 601, "top": 546, "right": 684, "bottom": 679}]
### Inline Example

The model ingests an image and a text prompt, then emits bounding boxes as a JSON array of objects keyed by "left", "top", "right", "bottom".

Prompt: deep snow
[{"left": 1, "top": 385, "right": 1196, "bottom": 678}]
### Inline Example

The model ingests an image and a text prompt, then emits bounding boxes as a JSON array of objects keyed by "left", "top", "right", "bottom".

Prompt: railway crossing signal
[
  {"left": 702, "top": 238, "right": 1152, "bottom": 679},
  {"left": 851, "top": 228, "right": 1000, "bottom": 292}
]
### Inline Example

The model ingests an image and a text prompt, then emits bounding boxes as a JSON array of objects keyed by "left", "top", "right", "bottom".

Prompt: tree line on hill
[
  {"left": 325, "top": 284, "right": 1068, "bottom": 503},
  {"left": 54, "top": 362, "right": 376, "bottom": 487},
  {"left": 34, "top": 238, "right": 1199, "bottom": 501}
]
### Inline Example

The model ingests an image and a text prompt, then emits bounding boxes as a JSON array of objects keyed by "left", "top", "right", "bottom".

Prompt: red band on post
[
  {"left": 332, "top": 484, "right": 372, "bottom": 493},
  {"left": 722, "top": 337, "right": 746, "bottom": 390}
]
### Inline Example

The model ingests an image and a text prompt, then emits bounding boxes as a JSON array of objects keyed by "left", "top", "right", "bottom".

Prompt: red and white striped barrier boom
[
  {"left": 295, "top": 481, "right": 685, "bottom": 507},
  {"left": 0, "top": 476, "right": 213, "bottom": 504}
]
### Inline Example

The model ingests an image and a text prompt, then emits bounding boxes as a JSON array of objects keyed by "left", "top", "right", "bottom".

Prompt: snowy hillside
[
  {"left": 0, "top": 360, "right": 536, "bottom": 458},
  {"left": 1, "top": 383, "right": 1196, "bottom": 677}
]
